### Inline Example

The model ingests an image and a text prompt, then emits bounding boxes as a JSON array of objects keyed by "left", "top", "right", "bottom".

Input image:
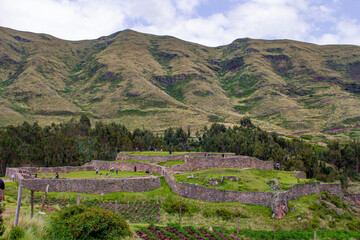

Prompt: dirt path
[
  {"left": 321, "top": 125, "right": 360, "bottom": 133},
  {"left": 292, "top": 125, "right": 360, "bottom": 136}
]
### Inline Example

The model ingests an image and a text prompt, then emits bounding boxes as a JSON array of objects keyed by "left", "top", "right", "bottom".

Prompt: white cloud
[
  {"left": 174, "top": 0, "right": 203, "bottom": 14},
  {"left": 0, "top": 0, "right": 359, "bottom": 46},
  {"left": 0, "top": 0, "right": 127, "bottom": 40}
]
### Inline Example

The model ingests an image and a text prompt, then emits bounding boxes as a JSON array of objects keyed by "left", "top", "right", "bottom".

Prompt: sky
[{"left": 0, "top": 0, "right": 360, "bottom": 47}]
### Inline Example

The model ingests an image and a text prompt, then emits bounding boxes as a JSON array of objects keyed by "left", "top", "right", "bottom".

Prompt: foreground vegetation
[{"left": 1, "top": 175, "right": 359, "bottom": 239}]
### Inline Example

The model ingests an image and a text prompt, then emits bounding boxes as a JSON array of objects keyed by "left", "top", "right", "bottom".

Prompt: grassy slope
[
  {"left": 1, "top": 27, "right": 360, "bottom": 140},
  {"left": 174, "top": 168, "right": 311, "bottom": 192}
]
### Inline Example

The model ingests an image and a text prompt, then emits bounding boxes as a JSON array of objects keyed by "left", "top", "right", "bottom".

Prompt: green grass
[
  {"left": 35, "top": 170, "right": 148, "bottom": 179},
  {"left": 115, "top": 159, "right": 150, "bottom": 163},
  {"left": 174, "top": 168, "right": 311, "bottom": 192},
  {"left": 157, "top": 160, "right": 185, "bottom": 167}
]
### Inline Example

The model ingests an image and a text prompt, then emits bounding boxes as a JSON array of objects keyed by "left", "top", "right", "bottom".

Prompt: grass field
[
  {"left": 174, "top": 168, "right": 312, "bottom": 192},
  {"left": 157, "top": 160, "right": 185, "bottom": 167}
]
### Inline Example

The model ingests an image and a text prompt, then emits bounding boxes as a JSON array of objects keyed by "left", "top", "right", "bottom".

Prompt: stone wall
[
  {"left": 116, "top": 153, "right": 185, "bottom": 162},
  {"left": 115, "top": 152, "right": 235, "bottom": 162},
  {"left": 6, "top": 158, "right": 344, "bottom": 215},
  {"left": 5, "top": 166, "right": 94, "bottom": 178},
  {"left": 172, "top": 156, "right": 274, "bottom": 171},
  {"left": 163, "top": 166, "right": 342, "bottom": 209},
  {"left": 84, "top": 160, "right": 164, "bottom": 175},
  {"left": 348, "top": 194, "right": 360, "bottom": 205},
  {"left": 22, "top": 176, "right": 161, "bottom": 194}
]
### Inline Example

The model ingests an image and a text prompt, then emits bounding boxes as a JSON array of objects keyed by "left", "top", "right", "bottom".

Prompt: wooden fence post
[
  {"left": 77, "top": 194, "right": 80, "bottom": 205},
  {"left": 274, "top": 220, "right": 276, "bottom": 240},
  {"left": 179, "top": 204, "right": 182, "bottom": 226},
  {"left": 237, "top": 217, "right": 240, "bottom": 235},
  {"left": 41, "top": 185, "right": 49, "bottom": 212},
  {"left": 14, "top": 183, "right": 23, "bottom": 227},
  {"left": 314, "top": 231, "right": 317, "bottom": 240},
  {"left": 115, "top": 200, "right": 118, "bottom": 213},
  {"left": 30, "top": 190, "right": 34, "bottom": 218}
]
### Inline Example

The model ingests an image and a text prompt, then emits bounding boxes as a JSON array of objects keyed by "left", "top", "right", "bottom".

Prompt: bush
[
  {"left": 310, "top": 217, "right": 320, "bottom": 229},
  {"left": 203, "top": 207, "right": 248, "bottom": 220},
  {"left": 347, "top": 220, "right": 360, "bottom": 231},
  {"left": 162, "top": 197, "right": 189, "bottom": 214},
  {"left": 49, "top": 205, "right": 132, "bottom": 240},
  {"left": 9, "top": 226, "right": 25, "bottom": 240}
]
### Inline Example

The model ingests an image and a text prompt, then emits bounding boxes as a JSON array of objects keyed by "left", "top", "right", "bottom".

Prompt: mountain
[{"left": 1, "top": 26, "right": 360, "bottom": 138}]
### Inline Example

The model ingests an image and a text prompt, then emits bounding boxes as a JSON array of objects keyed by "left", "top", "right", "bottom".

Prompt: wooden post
[
  {"left": 179, "top": 204, "right": 182, "bottom": 226},
  {"left": 115, "top": 200, "right": 118, "bottom": 213},
  {"left": 274, "top": 220, "right": 276, "bottom": 240},
  {"left": 77, "top": 194, "right": 80, "bottom": 205},
  {"left": 314, "top": 231, "right": 317, "bottom": 240},
  {"left": 30, "top": 190, "right": 34, "bottom": 218},
  {"left": 41, "top": 185, "right": 49, "bottom": 212},
  {"left": 14, "top": 183, "right": 23, "bottom": 227},
  {"left": 237, "top": 217, "right": 240, "bottom": 235}
]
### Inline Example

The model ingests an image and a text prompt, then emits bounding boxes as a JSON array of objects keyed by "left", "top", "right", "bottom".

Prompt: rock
[
  {"left": 222, "top": 176, "right": 239, "bottom": 182},
  {"left": 266, "top": 179, "right": 282, "bottom": 191},
  {"left": 295, "top": 171, "right": 306, "bottom": 179},
  {"left": 290, "top": 205, "right": 297, "bottom": 213},
  {"left": 206, "top": 178, "right": 221, "bottom": 186},
  {"left": 273, "top": 202, "right": 287, "bottom": 219}
]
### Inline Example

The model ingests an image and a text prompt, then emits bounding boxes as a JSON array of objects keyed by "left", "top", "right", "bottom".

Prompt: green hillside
[{"left": 1, "top": 26, "right": 360, "bottom": 139}]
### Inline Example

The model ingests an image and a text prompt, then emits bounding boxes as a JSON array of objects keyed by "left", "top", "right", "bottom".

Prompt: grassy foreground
[{"left": 1, "top": 174, "right": 359, "bottom": 239}]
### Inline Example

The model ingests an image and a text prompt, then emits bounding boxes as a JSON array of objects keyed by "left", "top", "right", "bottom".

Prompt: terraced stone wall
[
  {"left": 115, "top": 152, "right": 235, "bottom": 162},
  {"left": 5, "top": 166, "right": 95, "bottom": 178},
  {"left": 22, "top": 177, "right": 161, "bottom": 194},
  {"left": 84, "top": 160, "right": 164, "bottom": 175},
  {"left": 172, "top": 156, "right": 274, "bottom": 171},
  {"left": 116, "top": 153, "right": 184, "bottom": 162}
]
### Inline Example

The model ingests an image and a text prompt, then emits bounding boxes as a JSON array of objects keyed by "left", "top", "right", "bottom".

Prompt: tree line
[{"left": 0, "top": 115, "right": 359, "bottom": 185}]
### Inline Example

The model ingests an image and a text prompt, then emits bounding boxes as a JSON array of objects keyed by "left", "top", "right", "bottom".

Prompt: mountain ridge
[{"left": 1, "top": 26, "right": 360, "bottom": 139}]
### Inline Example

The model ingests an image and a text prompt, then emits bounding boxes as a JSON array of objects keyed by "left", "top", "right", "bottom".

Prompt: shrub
[
  {"left": 203, "top": 207, "right": 248, "bottom": 220},
  {"left": 9, "top": 226, "right": 25, "bottom": 240},
  {"left": 310, "top": 217, "right": 320, "bottom": 229},
  {"left": 49, "top": 205, "right": 132, "bottom": 240},
  {"left": 347, "top": 220, "right": 360, "bottom": 231},
  {"left": 162, "top": 197, "right": 189, "bottom": 214}
]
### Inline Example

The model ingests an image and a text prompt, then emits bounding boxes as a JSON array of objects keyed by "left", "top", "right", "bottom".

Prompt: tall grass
[{"left": 2, "top": 214, "right": 49, "bottom": 240}]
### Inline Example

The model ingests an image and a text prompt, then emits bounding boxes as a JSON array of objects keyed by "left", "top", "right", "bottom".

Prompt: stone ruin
[{"left": 6, "top": 152, "right": 345, "bottom": 219}]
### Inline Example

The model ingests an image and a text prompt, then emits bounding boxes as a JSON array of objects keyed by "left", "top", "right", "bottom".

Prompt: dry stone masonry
[
  {"left": 7, "top": 152, "right": 343, "bottom": 218},
  {"left": 171, "top": 155, "right": 273, "bottom": 171},
  {"left": 22, "top": 177, "right": 161, "bottom": 194}
]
